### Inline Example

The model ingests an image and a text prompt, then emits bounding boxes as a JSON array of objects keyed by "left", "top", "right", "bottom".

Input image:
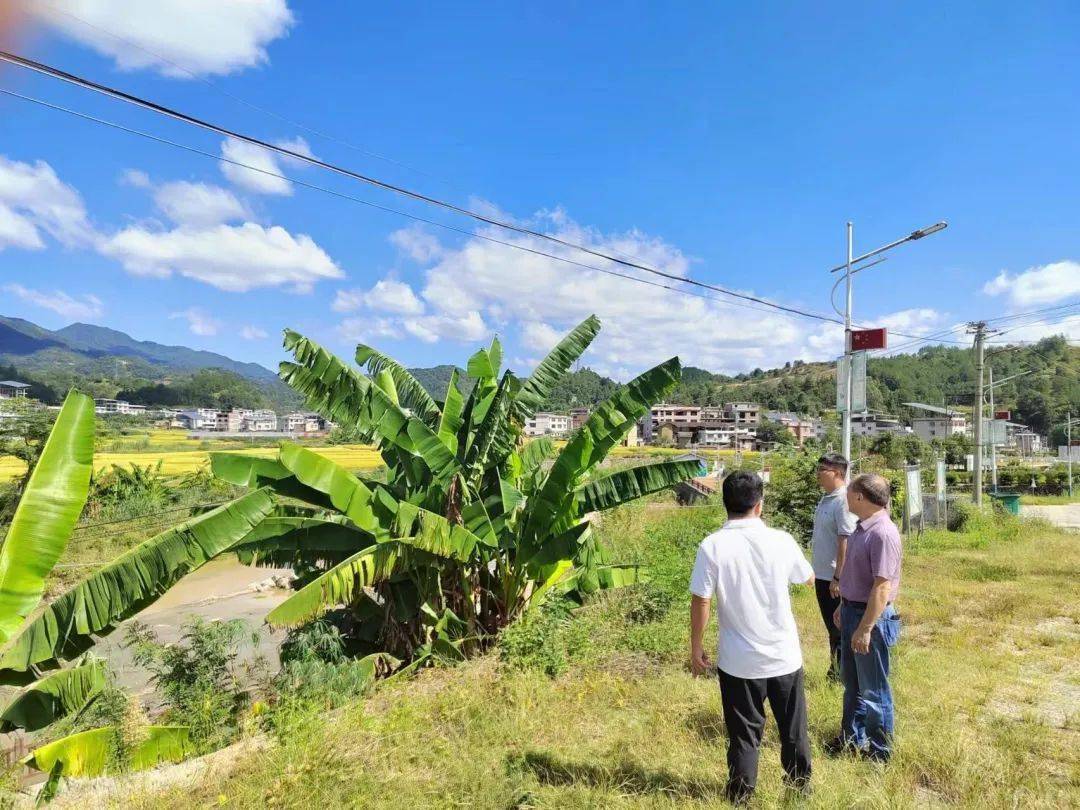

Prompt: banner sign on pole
[
  {"left": 851, "top": 328, "right": 888, "bottom": 351},
  {"left": 905, "top": 466, "right": 923, "bottom": 520},
  {"left": 981, "top": 419, "right": 1008, "bottom": 447},
  {"left": 836, "top": 351, "right": 868, "bottom": 413},
  {"left": 935, "top": 459, "right": 946, "bottom": 503}
]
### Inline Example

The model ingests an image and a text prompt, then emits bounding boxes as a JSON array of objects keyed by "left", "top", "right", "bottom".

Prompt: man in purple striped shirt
[{"left": 827, "top": 473, "right": 902, "bottom": 762}]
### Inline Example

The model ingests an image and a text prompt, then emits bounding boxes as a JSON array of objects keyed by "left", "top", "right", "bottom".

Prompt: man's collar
[
  {"left": 858, "top": 507, "right": 888, "bottom": 528},
  {"left": 723, "top": 516, "right": 763, "bottom": 529}
]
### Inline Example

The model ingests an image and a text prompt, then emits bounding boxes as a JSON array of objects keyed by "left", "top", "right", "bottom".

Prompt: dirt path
[{"left": 1022, "top": 503, "right": 1080, "bottom": 529}]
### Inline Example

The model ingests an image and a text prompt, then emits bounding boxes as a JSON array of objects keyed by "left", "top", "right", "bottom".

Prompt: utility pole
[
  {"left": 830, "top": 221, "right": 947, "bottom": 478},
  {"left": 989, "top": 365, "right": 997, "bottom": 492},
  {"left": 1069, "top": 411, "right": 1074, "bottom": 498},
  {"left": 970, "top": 322, "right": 988, "bottom": 506},
  {"left": 842, "top": 222, "right": 854, "bottom": 476}
]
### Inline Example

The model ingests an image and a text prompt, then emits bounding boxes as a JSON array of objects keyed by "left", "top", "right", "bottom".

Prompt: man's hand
[
  {"left": 852, "top": 626, "right": 872, "bottom": 655},
  {"left": 833, "top": 606, "right": 841, "bottom": 629},
  {"left": 829, "top": 578, "right": 841, "bottom": 598},
  {"left": 690, "top": 648, "right": 713, "bottom": 677}
]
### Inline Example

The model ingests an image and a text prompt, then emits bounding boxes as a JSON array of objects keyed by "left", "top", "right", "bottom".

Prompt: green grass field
[{"left": 110, "top": 500, "right": 1078, "bottom": 808}]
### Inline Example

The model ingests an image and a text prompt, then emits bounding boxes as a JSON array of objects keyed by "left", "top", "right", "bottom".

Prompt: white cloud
[
  {"left": 120, "top": 169, "right": 151, "bottom": 189},
  {"left": 240, "top": 325, "right": 269, "bottom": 340},
  {"left": 31, "top": 0, "right": 295, "bottom": 78},
  {"left": 333, "top": 279, "right": 425, "bottom": 315},
  {"left": 220, "top": 138, "right": 292, "bottom": 195},
  {"left": 983, "top": 261, "right": 1080, "bottom": 307},
  {"left": 100, "top": 221, "right": 343, "bottom": 292},
  {"left": 4, "top": 283, "right": 104, "bottom": 320},
  {"left": 0, "top": 155, "right": 96, "bottom": 250},
  {"left": 363, "top": 209, "right": 954, "bottom": 377},
  {"left": 153, "top": 181, "right": 250, "bottom": 227},
  {"left": 389, "top": 226, "right": 443, "bottom": 263},
  {"left": 337, "top": 317, "right": 403, "bottom": 343},
  {"left": 402, "top": 311, "right": 488, "bottom": 344},
  {"left": 170, "top": 307, "right": 221, "bottom": 336}
]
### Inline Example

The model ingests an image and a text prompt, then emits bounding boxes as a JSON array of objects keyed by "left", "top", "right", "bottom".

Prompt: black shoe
[
  {"left": 863, "top": 749, "right": 891, "bottom": 764},
  {"left": 822, "top": 736, "right": 861, "bottom": 757}
]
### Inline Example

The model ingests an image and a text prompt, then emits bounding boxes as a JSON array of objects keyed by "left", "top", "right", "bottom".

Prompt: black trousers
[
  {"left": 815, "top": 578, "right": 842, "bottom": 675},
  {"left": 717, "top": 666, "right": 811, "bottom": 803}
]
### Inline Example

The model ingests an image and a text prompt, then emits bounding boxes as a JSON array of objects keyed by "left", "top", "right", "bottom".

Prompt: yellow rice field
[{"left": 0, "top": 443, "right": 384, "bottom": 480}]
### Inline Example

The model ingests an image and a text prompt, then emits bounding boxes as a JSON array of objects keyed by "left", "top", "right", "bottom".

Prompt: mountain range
[{"left": 2, "top": 315, "right": 1076, "bottom": 440}]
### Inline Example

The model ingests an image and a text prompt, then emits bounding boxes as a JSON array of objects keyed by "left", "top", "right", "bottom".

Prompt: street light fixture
[{"left": 830, "top": 221, "right": 949, "bottom": 476}]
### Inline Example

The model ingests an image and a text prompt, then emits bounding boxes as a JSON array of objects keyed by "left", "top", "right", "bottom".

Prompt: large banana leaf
[
  {"left": 0, "top": 489, "right": 275, "bottom": 674},
  {"left": 437, "top": 369, "right": 464, "bottom": 454},
  {"left": 513, "top": 314, "right": 601, "bottom": 422},
  {"left": 231, "top": 516, "right": 367, "bottom": 567},
  {"left": 24, "top": 725, "right": 191, "bottom": 777},
  {"left": 465, "top": 371, "right": 517, "bottom": 474},
  {"left": 524, "top": 357, "right": 680, "bottom": 540},
  {"left": 282, "top": 331, "right": 457, "bottom": 483},
  {"left": 356, "top": 344, "right": 442, "bottom": 428},
  {"left": 209, "top": 452, "right": 335, "bottom": 509},
  {"left": 0, "top": 656, "right": 105, "bottom": 732},
  {"left": 265, "top": 543, "right": 407, "bottom": 628},
  {"left": 577, "top": 459, "right": 706, "bottom": 513},
  {"left": 0, "top": 390, "right": 94, "bottom": 640},
  {"left": 278, "top": 443, "right": 485, "bottom": 550}
]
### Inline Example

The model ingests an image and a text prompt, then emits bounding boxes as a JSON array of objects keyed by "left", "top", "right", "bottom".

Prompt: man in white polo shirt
[{"left": 690, "top": 470, "right": 815, "bottom": 804}]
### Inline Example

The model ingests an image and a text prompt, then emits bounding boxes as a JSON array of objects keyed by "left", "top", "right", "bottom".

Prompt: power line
[
  {"left": 0, "top": 86, "right": 972, "bottom": 347},
  {"left": 34, "top": 1, "right": 457, "bottom": 191},
  {"left": 5, "top": 87, "right": 933, "bottom": 339},
  {"left": 0, "top": 49, "right": 961, "bottom": 338}
]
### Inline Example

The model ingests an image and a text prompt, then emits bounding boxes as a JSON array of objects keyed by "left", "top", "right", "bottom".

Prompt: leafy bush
[
  {"left": 125, "top": 617, "right": 258, "bottom": 752},
  {"left": 499, "top": 599, "right": 575, "bottom": 677},
  {"left": 947, "top": 499, "right": 978, "bottom": 532},
  {"left": 621, "top": 582, "right": 675, "bottom": 625}
]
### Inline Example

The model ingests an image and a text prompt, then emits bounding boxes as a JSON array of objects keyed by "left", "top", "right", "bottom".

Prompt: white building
[
  {"left": 697, "top": 425, "right": 756, "bottom": 448},
  {"left": 851, "top": 412, "right": 908, "bottom": 438},
  {"left": 244, "top": 409, "right": 279, "bottom": 432},
  {"left": 93, "top": 398, "right": 147, "bottom": 416},
  {"left": 1015, "top": 432, "right": 1042, "bottom": 456},
  {"left": 524, "top": 412, "right": 571, "bottom": 437},
  {"left": 174, "top": 408, "right": 218, "bottom": 430},
  {"left": 279, "top": 412, "right": 329, "bottom": 433},
  {"left": 912, "top": 415, "right": 968, "bottom": 442},
  {"left": 645, "top": 404, "right": 702, "bottom": 441},
  {"left": 1058, "top": 445, "right": 1080, "bottom": 462},
  {"left": 0, "top": 381, "right": 30, "bottom": 399}
]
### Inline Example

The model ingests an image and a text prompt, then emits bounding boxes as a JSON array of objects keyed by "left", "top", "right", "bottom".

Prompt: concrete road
[{"left": 1022, "top": 503, "right": 1080, "bottom": 530}]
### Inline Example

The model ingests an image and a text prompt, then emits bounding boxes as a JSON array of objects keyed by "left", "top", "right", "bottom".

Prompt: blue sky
[{"left": 1, "top": 1, "right": 1078, "bottom": 378}]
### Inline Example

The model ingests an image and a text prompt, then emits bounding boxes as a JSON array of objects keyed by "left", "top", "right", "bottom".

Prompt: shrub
[
  {"left": 125, "top": 617, "right": 258, "bottom": 752},
  {"left": 947, "top": 499, "right": 978, "bottom": 532},
  {"left": 622, "top": 582, "right": 675, "bottom": 625},
  {"left": 499, "top": 599, "right": 575, "bottom": 677}
]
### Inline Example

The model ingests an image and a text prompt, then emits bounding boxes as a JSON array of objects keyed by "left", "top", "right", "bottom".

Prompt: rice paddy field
[
  {"left": 0, "top": 428, "right": 760, "bottom": 481},
  {"left": 0, "top": 428, "right": 384, "bottom": 480}
]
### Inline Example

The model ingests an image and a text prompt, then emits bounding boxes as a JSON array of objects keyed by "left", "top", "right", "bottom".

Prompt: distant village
[
  {"left": 527, "top": 400, "right": 1052, "bottom": 459},
  {"left": 0, "top": 379, "right": 1064, "bottom": 458}
]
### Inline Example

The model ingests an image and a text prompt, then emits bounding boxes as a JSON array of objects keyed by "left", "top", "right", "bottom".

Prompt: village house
[
  {"left": 0, "top": 381, "right": 30, "bottom": 399},
  {"left": 524, "top": 412, "right": 571, "bottom": 438}
]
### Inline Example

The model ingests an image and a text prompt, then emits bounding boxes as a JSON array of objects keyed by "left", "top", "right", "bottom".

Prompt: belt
[{"left": 842, "top": 598, "right": 893, "bottom": 609}]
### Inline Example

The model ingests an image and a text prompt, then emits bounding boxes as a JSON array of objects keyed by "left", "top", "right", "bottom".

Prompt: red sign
[
  {"left": 851, "top": 328, "right": 887, "bottom": 351},
  {"left": 995, "top": 410, "right": 1011, "bottom": 421}
]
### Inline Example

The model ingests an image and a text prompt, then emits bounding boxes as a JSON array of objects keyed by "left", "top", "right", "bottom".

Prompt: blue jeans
[{"left": 840, "top": 601, "right": 900, "bottom": 759}]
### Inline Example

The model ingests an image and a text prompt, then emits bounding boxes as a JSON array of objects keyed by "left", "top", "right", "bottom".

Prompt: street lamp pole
[
  {"left": 842, "top": 222, "right": 854, "bottom": 473},
  {"left": 832, "top": 220, "right": 948, "bottom": 478}
]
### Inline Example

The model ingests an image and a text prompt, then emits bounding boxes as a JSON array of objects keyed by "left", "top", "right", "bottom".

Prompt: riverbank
[{"left": 75, "top": 502, "right": 1078, "bottom": 809}]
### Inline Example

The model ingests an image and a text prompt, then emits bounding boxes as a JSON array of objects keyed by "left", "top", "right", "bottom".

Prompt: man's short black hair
[
  {"left": 817, "top": 452, "right": 849, "bottom": 475},
  {"left": 723, "top": 470, "right": 764, "bottom": 516}
]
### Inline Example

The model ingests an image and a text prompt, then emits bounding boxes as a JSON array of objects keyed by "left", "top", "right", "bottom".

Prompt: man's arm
[
  {"left": 851, "top": 576, "right": 890, "bottom": 654},
  {"left": 829, "top": 535, "right": 848, "bottom": 598},
  {"left": 690, "top": 595, "right": 713, "bottom": 676}
]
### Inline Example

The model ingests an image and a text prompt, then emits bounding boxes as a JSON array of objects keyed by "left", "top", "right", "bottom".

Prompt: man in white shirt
[{"left": 690, "top": 470, "right": 815, "bottom": 803}]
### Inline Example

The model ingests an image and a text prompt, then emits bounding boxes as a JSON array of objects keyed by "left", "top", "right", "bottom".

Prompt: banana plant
[
  {"left": 0, "top": 316, "right": 703, "bottom": 674},
  {"left": 219, "top": 314, "right": 701, "bottom": 660}
]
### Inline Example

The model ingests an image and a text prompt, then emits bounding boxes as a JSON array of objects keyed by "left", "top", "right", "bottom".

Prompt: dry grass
[{"left": 108, "top": 507, "right": 1079, "bottom": 809}]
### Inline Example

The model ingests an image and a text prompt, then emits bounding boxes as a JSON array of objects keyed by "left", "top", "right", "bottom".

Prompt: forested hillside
[{"left": 498, "top": 335, "right": 1077, "bottom": 440}]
